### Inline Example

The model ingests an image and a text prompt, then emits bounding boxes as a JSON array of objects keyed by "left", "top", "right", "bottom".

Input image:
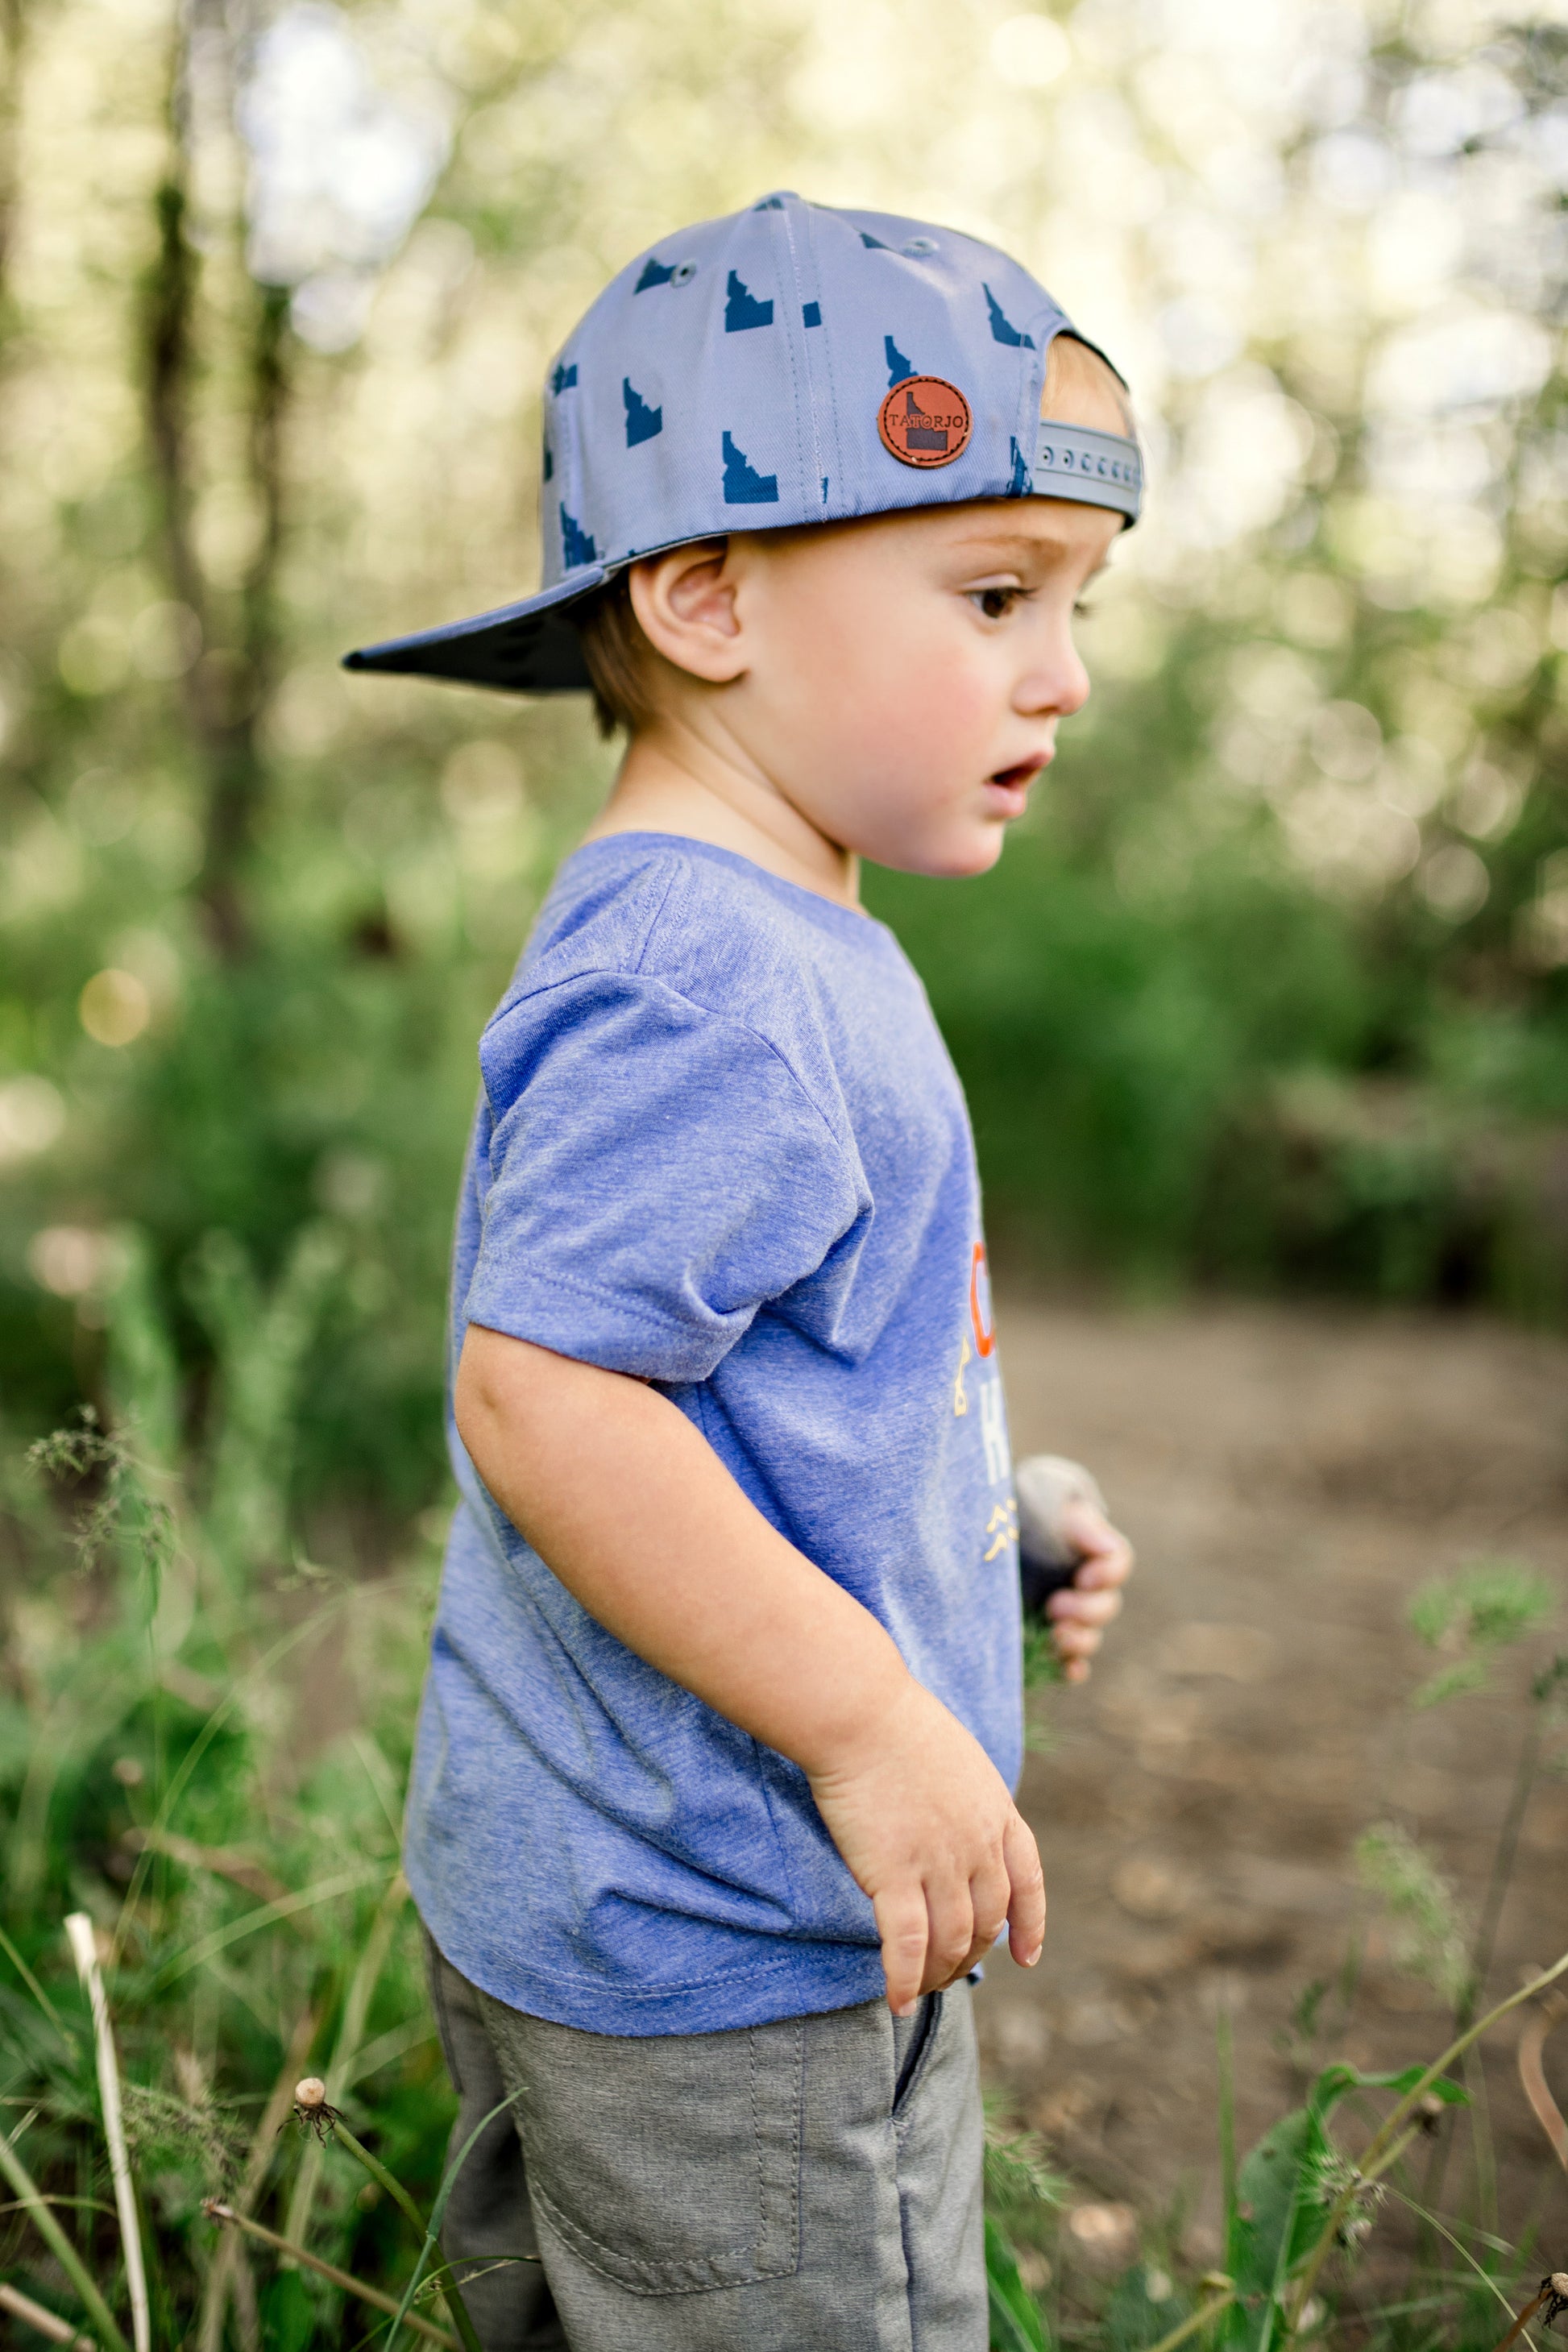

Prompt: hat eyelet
[
  {"left": 670, "top": 260, "right": 698, "bottom": 285},
  {"left": 902, "top": 237, "right": 937, "bottom": 256}
]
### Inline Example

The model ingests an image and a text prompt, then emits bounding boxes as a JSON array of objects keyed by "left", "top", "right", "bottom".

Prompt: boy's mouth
[{"left": 987, "top": 754, "right": 1049, "bottom": 793}]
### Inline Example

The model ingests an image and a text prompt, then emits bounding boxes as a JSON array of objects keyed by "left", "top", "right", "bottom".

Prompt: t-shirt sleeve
[{"left": 463, "top": 971, "right": 865, "bottom": 1383}]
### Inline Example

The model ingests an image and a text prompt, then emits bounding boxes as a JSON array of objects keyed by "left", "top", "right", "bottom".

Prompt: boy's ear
[{"left": 628, "top": 540, "right": 747, "bottom": 685}]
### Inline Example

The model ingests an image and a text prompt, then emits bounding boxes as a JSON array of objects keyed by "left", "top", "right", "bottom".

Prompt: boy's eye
[{"left": 971, "top": 586, "right": 1023, "bottom": 620}]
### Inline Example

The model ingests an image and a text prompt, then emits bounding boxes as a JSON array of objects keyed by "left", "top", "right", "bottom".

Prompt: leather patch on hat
[{"left": 878, "top": 375, "right": 973, "bottom": 468}]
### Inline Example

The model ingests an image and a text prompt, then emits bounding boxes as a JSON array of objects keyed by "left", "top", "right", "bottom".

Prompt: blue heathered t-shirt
[{"left": 404, "top": 833, "right": 1023, "bottom": 2035}]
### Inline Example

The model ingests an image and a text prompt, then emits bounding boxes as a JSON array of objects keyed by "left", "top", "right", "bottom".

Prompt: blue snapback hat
[{"left": 343, "top": 191, "right": 1142, "bottom": 695}]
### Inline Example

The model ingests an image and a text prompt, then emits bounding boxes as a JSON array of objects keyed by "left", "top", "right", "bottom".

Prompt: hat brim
[{"left": 341, "top": 563, "right": 608, "bottom": 695}]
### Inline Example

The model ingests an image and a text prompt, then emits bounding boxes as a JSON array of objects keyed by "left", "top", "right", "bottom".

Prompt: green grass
[{"left": 1, "top": 1251, "right": 1564, "bottom": 2350}]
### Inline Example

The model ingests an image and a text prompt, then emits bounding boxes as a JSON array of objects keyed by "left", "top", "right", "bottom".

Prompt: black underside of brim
[{"left": 342, "top": 585, "right": 600, "bottom": 696}]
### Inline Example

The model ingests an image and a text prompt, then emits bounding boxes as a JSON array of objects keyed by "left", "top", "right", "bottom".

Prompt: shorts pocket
[
  {"left": 491, "top": 2006, "right": 803, "bottom": 2296},
  {"left": 892, "top": 1989, "right": 943, "bottom": 2123}
]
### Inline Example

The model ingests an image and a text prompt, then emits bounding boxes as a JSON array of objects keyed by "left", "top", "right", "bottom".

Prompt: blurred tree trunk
[
  {"left": 200, "top": 276, "right": 289, "bottom": 956},
  {"left": 144, "top": 169, "right": 208, "bottom": 653},
  {"left": 143, "top": 2, "right": 290, "bottom": 960},
  {"left": 0, "top": 0, "right": 25, "bottom": 340}
]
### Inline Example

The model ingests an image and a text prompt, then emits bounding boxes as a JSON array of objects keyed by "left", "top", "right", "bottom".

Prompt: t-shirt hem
[
  {"left": 463, "top": 1262, "right": 739, "bottom": 1384},
  {"left": 410, "top": 1877, "right": 887, "bottom": 2036}
]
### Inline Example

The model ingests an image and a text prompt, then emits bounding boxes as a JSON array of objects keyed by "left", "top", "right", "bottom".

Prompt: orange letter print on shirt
[{"left": 969, "top": 1244, "right": 995, "bottom": 1359}]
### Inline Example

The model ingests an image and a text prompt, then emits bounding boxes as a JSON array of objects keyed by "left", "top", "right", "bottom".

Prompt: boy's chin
[{"left": 873, "top": 823, "right": 1011, "bottom": 882}]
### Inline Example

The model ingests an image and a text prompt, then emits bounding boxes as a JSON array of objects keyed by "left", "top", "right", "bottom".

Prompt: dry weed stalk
[
  {"left": 197, "top": 2005, "right": 317, "bottom": 2352},
  {"left": 1518, "top": 1997, "right": 1568, "bottom": 2173},
  {"left": 64, "top": 1911, "right": 150, "bottom": 2352},
  {"left": 0, "top": 2281, "right": 95, "bottom": 2348},
  {"left": 1486, "top": 2272, "right": 1568, "bottom": 2352},
  {"left": 0, "top": 2117, "right": 131, "bottom": 2352},
  {"left": 201, "top": 2201, "right": 461, "bottom": 2348}
]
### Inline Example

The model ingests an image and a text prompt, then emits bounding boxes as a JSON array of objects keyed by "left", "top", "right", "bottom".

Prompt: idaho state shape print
[{"left": 877, "top": 375, "right": 973, "bottom": 468}]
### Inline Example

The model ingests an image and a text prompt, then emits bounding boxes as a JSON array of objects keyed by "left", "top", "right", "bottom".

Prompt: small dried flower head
[
  {"left": 290, "top": 2077, "right": 341, "bottom": 2142},
  {"left": 111, "top": 1757, "right": 144, "bottom": 1788},
  {"left": 1544, "top": 2275, "right": 1568, "bottom": 2325},
  {"left": 1417, "top": 2093, "right": 1446, "bottom": 2133}
]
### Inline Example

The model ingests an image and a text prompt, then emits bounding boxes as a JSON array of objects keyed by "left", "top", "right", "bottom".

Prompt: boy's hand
[
  {"left": 804, "top": 1678, "right": 1045, "bottom": 2015},
  {"left": 1047, "top": 1497, "right": 1134, "bottom": 1683}
]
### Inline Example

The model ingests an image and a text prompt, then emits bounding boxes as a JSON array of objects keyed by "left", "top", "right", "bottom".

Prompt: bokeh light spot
[
  {"left": 0, "top": 1076, "right": 66, "bottom": 1165},
  {"left": 989, "top": 14, "right": 1070, "bottom": 88},
  {"left": 79, "top": 967, "right": 151, "bottom": 1047}
]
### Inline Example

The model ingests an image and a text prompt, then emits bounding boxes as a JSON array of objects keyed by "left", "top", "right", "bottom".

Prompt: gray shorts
[{"left": 424, "top": 1934, "right": 986, "bottom": 2352}]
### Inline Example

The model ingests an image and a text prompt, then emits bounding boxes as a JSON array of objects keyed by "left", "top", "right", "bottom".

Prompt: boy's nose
[{"left": 1015, "top": 635, "right": 1090, "bottom": 720}]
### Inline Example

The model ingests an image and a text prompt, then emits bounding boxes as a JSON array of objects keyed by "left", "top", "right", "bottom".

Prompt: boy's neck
[{"left": 583, "top": 720, "right": 862, "bottom": 911}]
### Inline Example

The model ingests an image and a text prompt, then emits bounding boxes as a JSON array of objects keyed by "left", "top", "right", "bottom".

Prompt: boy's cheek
[
  {"left": 874, "top": 655, "right": 993, "bottom": 763},
  {"left": 774, "top": 624, "right": 1006, "bottom": 836},
  {"left": 803, "top": 689, "right": 961, "bottom": 796}
]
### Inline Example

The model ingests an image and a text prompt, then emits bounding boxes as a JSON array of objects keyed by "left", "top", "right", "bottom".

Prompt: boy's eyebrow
[
  {"left": 949, "top": 533, "right": 1110, "bottom": 587},
  {"left": 951, "top": 529, "right": 1059, "bottom": 550},
  {"left": 948, "top": 529, "right": 1112, "bottom": 573}
]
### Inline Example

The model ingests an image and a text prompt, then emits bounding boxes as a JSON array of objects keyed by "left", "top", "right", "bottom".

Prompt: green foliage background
[
  {"left": 5, "top": 7, "right": 1568, "bottom": 2340},
  {"left": 3, "top": 0, "right": 1568, "bottom": 1534}
]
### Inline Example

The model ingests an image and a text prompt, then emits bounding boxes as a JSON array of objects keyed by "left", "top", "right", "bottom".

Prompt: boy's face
[{"left": 714, "top": 491, "right": 1122, "bottom": 880}]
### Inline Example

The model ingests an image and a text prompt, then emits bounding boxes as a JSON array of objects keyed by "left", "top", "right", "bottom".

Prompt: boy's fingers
[
  {"left": 969, "top": 1856, "right": 1011, "bottom": 1949},
  {"left": 873, "top": 1887, "right": 930, "bottom": 2017},
  {"left": 922, "top": 1885, "right": 979, "bottom": 1993},
  {"left": 1002, "top": 1811, "right": 1046, "bottom": 1966},
  {"left": 948, "top": 1860, "right": 1010, "bottom": 1988},
  {"left": 1052, "top": 1621, "right": 1105, "bottom": 1661},
  {"left": 940, "top": 1941, "right": 993, "bottom": 1992},
  {"left": 1046, "top": 1506, "right": 1130, "bottom": 1687},
  {"left": 1075, "top": 1545, "right": 1133, "bottom": 1591},
  {"left": 1057, "top": 1500, "right": 1135, "bottom": 1588},
  {"left": 946, "top": 1873, "right": 1006, "bottom": 1987},
  {"left": 1047, "top": 1587, "right": 1123, "bottom": 1629}
]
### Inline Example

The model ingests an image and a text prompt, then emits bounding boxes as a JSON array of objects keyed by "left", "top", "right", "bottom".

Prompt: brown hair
[
  {"left": 572, "top": 568, "right": 662, "bottom": 740},
  {"left": 1042, "top": 332, "right": 1136, "bottom": 437},
  {"left": 573, "top": 337, "right": 1135, "bottom": 740}
]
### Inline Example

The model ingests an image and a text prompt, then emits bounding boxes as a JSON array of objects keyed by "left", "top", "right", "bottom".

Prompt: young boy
[{"left": 346, "top": 193, "right": 1137, "bottom": 2352}]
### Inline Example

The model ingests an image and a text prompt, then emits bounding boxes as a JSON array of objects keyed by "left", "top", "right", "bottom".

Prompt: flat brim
[{"left": 341, "top": 564, "right": 608, "bottom": 695}]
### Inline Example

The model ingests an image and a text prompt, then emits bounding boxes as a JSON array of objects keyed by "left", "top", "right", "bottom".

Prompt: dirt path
[{"left": 977, "top": 1296, "right": 1568, "bottom": 2263}]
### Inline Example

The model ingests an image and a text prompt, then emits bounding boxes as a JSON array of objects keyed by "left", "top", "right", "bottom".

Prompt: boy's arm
[{"left": 455, "top": 1321, "right": 1045, "bottom": 2016}]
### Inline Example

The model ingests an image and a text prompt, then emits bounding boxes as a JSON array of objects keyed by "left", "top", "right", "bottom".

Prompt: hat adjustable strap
[{"left": 1033, "top": 420, "right": 1143, "bottom": 521}]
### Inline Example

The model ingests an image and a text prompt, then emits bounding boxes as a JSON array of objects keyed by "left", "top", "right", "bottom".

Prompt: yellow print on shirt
[
  {"left": 983, "top": 1497, "right": 1018, "bottom": 1562},
  {"left": 952, "top": 1328, "right": 972, "bottom": 1416}
]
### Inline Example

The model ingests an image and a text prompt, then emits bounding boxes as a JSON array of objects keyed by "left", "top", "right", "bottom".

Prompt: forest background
[
  {"left": 6, "top": 0, "right": 1568, "bottom": 1511},
  {"left": 6, "top": 2, "right": 1568, "bottom": 2345}
]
